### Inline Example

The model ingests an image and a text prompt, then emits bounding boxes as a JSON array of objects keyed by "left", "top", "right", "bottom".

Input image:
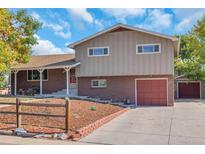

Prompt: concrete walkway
[{"left": 80, "top": 100, "right": 205, "bottom": 145}]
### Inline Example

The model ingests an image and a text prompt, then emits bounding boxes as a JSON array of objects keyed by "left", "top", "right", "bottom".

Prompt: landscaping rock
[
  {"left": 52, "top": 133, "right": 58, "bottom": 139},
  {"left": 73, "top": 112, "right": 79, "bottom": 119},
  {"left": 34, "top": 134, "right": 52, "bottom": 139},
  {"left": 58, "top": 133, "right": 68, "bottom": 140},
  {"left": 53, "top": 133, "right": 68, "bottom": 140},
  {"left": 14, "top": 128, "right": 28, "bottom": 137}
]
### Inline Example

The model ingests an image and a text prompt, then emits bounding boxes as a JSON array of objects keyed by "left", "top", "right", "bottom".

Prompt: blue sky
[{"left": 14, "top": 8, "right": 205, "bottom": 55}]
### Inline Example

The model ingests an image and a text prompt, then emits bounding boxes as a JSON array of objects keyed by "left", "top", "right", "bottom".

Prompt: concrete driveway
[{"left": 80, "top": 100, "right": 205, "bottom": 145}]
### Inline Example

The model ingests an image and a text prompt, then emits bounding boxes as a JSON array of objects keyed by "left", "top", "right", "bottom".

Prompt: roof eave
[{"left": 12, "top": 62, "right": 80, "bottom": 71}]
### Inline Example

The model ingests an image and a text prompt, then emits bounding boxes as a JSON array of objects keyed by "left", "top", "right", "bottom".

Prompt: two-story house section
[{"left": 69, "top": 24, "right": 180, "bottom": 106}]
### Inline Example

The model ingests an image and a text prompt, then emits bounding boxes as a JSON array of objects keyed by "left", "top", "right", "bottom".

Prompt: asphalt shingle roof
[{"left": 12, "top": 54, "right": 78, "bottom": 70}]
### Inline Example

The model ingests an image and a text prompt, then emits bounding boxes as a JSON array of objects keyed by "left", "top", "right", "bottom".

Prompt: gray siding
[
  {"left": 201, "top": 81, "right": 205, "bottom": 99},
  {"left": 75, "top": 30, "right": 174, "bottom": 77}
]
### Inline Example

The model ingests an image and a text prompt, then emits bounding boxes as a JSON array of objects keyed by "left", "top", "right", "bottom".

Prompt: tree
[
  {"left": 175, "top": 56, "right": 205, "bottom": 80},
  {"left": 0, "top": 9, "right": 41, "bottom": 86},
  {"left": 175, "top": 15, "right": 205, "bottom": 80}
]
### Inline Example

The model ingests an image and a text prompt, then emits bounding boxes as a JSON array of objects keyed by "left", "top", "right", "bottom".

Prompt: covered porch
[{"left": 10, "top": 54, "right": 80, "bottom": 97}]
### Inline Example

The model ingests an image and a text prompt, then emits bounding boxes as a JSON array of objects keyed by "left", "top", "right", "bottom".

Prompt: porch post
[
  {"left": 9, "top": 70, "right": 12, "bottom": 95},
  {"left": 64, "top": 67, "right": 70, "bottom": 96},
  {"left": 38, "top": 69, "right": 44, "bottom": 96},
  {"left": 14, "top": 70, "right": 18, "bottom": 96}
]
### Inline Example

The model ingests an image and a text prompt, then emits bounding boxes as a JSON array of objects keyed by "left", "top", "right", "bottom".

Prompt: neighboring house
[
  {"left": 175, "top": 76, "right": 205, "bottom": 99},
  {"left": 11, "top": 23, "right": 180, "bottom": 106}
]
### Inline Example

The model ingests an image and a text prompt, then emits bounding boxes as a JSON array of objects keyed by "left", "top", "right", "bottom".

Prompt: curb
[{"left": 71, "top": 108, "right": 129, "bottom": 141}]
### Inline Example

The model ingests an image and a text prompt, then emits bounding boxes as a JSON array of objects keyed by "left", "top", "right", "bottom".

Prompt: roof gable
[
  {"left": 68, "top": 23, "right": 179, "bottom": 49},
  {"left": 109, "top": 27, "right": 133, "bottom": 33}
]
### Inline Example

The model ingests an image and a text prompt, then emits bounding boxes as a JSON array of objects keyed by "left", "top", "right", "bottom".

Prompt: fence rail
[
  {"left": 0, "top": 98, "right": 71, "bottom": 133},
  {"left": 0, "top": 102, "right": 16, "bottom": 105}
]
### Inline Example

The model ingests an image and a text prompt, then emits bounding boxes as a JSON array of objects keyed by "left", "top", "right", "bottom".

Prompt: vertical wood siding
[{"left": 75, "top": 30, "right": 174, "bottom": 77}]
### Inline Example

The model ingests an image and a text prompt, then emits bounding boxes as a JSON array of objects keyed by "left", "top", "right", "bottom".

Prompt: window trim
[
  {"left": 91, "top": 79, "right": 107, "bottom": 88},
  {"left": 87, "top": 46, "right": 109, "bottom": 57},
  {"left": 27, "top": 70, "right": 48, "bottom": 82},
  {"left": 136, "top": 43, "right": 161, "bottom": 54}
]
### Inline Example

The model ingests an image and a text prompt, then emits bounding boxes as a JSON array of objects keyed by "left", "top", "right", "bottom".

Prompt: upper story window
[
  {"left": 88, "top": 47, "right": 109, "bottom": 57},
  {"left": 27, "top": 70, "right": 48, "bottom": 81},
  {"left": 136, "top": 44, "right": 161, "bottom": 54}
]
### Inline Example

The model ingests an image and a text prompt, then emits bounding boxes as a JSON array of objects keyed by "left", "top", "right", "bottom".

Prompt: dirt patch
[{"left": 0, "top": 98, "right": 124, "bottom": 134}]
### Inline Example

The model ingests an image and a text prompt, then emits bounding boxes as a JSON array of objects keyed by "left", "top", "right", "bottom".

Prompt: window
[
  {"left": 91, "top": 80, "right": 107, "bottom": 88},
  {"left": 27, "top": 70, "right": 48, "bottom": 81},
  {"left": 136, "top": 44, "right": 160, "bottom": 54},
  {"left": 88, "top": 47, "right": 109, "bottom": 57}
]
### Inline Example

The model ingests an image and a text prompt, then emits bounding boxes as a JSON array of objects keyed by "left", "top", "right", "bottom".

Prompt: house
[{"left": 11, "top": 23, "right": 180, "bottom": 106}]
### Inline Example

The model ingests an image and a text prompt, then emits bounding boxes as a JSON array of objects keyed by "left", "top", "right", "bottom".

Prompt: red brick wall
[
  {"left": 11, "top": 69, "right": 67, "bottom": 95},
  {"left": 78, "top": 75, "right": 174, "bottom": 106}
]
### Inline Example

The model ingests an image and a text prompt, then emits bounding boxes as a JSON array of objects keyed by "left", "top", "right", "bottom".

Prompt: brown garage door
[
  {"left": 136, "top": 79, "right": 167, "bottom": 106},
  {"left": 178, "top": 82, "right": 200, "bottom": 99}
]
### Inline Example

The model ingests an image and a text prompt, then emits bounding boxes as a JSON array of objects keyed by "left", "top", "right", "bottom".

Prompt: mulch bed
[{"left": 0, "top": 98, "right": 124, "bottom": 135}]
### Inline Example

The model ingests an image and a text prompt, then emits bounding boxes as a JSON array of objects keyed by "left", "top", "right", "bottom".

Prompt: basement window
[
  {"left": 91, "top": 79, "right": 107, "bottom": 88},
  {"left": 27, "top": 70, "right": 48, "bottom": 81}
]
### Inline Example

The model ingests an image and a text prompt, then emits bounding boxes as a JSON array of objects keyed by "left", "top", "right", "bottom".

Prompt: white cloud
[
  {"left": 34, "top": 34, "right": 40, "bottom": 40},
  {"left": 32, "top": 36, "right": 74, "bottom": 55},
  {"left": 173, "top": 9, "right": 205, "bottom": 33},
  {"left": 43, "top": 22, "right": 71, "bottom": 39},
  {"left": 67, "top": 8, "right": 104, "bottom": 29},
  {"left": 175, "top": 18, "right": 192, "bottom": 33},
  {"left": 67, "top": 8, "right": 93, "bottom": 23},
  {"left": 94, "top": 19, "right": 104, "bottom": 30},
  {"left": 148, "top": 9, "right": 172, "bottom": 28},
  {"left": 101, "top": 8, "right": 146, "bottom": 23},
  {"left": 31, "top": 12, "right": 41, "bottom": 21},
  {"left": 136, "top": 9, "right": 172, "bottom": 32},
  {"left": 31, "top": 11, "right": 71, "bottom": 39}
]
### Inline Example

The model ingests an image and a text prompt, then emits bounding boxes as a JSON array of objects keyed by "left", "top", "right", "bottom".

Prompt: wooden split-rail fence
[{"left": 0, "top": 98, "right": 71, "bottom": 133}]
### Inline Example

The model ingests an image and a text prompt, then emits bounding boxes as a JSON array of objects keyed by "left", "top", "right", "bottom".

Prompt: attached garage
[
  {"left": 177, "top": 81, "right": 201, "bottom": 99},
  {"left": 135, "top": 79, "right": 168, "bottom": 106}
]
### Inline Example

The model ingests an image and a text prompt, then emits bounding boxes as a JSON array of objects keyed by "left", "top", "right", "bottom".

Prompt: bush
[
  {"left": 90, "top": 106, "right": 97, "bottom": 111},
  {"left": 0, "top": 74, "right": 7, "bottom": 88}
]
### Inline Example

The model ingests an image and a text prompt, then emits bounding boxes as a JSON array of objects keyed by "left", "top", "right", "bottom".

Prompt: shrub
[{"left": 90, "top": 106, "right": 97, "bottom": 111}]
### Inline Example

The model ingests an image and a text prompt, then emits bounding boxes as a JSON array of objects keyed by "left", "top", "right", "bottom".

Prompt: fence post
[
  {"left": 16, "top": 98, "right": 21, "bottom": 128},
  {"left": 65, "top": 98, "right": 71, "bottom": 133}
]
